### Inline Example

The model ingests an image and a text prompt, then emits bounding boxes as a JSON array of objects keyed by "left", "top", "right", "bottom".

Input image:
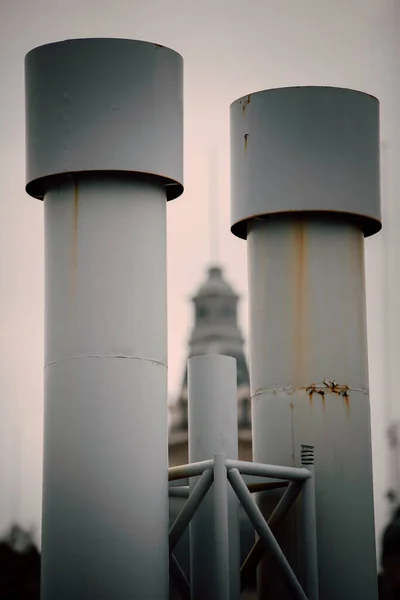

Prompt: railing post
[
  {"left": 301, "top": 445, "right": 319, "bottom": 600},
  {"left": 188, "top": 355, "right": 240, "bottom": 600},
  {"left": 213, "top": 454, "right": 230, "bottom": 600}
]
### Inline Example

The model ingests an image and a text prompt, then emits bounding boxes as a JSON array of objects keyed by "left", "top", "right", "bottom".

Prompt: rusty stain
[
  {"left": 240, "top": 94, "right": 251, "bottom": 115},
  {"left": 343, "top": 391, "right": 350, "bottom": 417},
  {"left": 244, "top": 133, "right": 249, "bottom": 152},
  {"left": 252, "top": 380, "right": 364, "bottom": 416},
  {"left": 306, "top": 379, "right": 351, "bottom": 397},
  {"left": 293, "top": 221, "right": 308, "bottom": 386}
]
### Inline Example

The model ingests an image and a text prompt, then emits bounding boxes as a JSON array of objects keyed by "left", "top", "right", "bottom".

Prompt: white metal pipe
[
  {"left": 168, "top": 486, "right": 190, "bottom": 498},
  {"left": 213, "top": 454, "right": 231, "bottom": 600},
  {"left": 25, "top": 38, "right": 183, "bottom": 599},
  {"left": 188, "top": 355, "right": 240, "bottom": 600},
  {"left": 42, "top": 176, "right": 169, "bottom": 598},
  {"left": 248, "top": 217, "right": 377, "bottom": 599},
  {"left": 230, "top": 87, "right": 380, "bottom": 600},
  {"left": 225, "top": 459, "right": 311, "bottom": 482},
  {"left": 300, "top": 449, "right": 319, "bottom": 600}
]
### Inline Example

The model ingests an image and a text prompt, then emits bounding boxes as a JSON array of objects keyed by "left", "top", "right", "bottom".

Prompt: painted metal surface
[
  {"left": 25, "top": 38, "right": 183, "bottom": 200},
  {"left": 247, "top": 217, "right": 378, "bottom": 599},
  {"left": 188, "top": 355, "right": 240, "bottom": 600},
  {"left": 42, "top": 177, "right": 169, "bottom": 599},
  {"left": 230, "top": 87, "right": 381, "bottom": 239}
]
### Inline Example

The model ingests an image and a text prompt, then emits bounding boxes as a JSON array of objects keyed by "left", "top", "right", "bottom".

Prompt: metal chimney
[
  {"left": 25, "top": 38, "right": 183, "bottom": 599},
  {"left": 230, "top": 87, "right": 381, "bottom": 599}
]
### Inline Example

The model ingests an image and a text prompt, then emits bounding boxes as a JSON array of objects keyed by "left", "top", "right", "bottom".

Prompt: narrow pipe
[
  {"left": 301, "top": 447, "right": 319, "bottom": 600},
  {"left": 169, "top": 468, "right": 213, "bottom": 554},
  {"left": 188, "top": 355, "right": 240, "bottom": 599},
  {"left": 247, "top": 482, "right": 288, "bottom": 493},
  {"left": 225, "top": 459, "right": 311, "bottom": 482},
  {"left": 169, "top": 486, "right": 191, "bottom": 498},
  {"left": 168, "top": 481, "right": 286, "bottom": 498},
  {"left": 228, "top": 468, "right": 308, "bottom": 600}
]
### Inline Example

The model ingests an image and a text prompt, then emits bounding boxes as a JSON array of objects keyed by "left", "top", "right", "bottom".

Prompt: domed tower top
[{"left": 170, "top": 265, "right": 250, "bottom": 434}]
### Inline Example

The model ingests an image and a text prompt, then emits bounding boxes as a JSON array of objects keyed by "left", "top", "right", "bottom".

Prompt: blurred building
[{"left": 169, "top": 265, "right": 252, "bottom": 466}]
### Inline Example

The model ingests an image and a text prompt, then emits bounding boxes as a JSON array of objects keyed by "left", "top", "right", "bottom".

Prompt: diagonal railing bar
[
  {"left": 241, "top": 481, "right": 302, "bottom": 591},
  {"left": 169, "top": 553, "right": 190, "bottom": 600},
  {"left": 169, "top": 468, "right": 214, "bottom": 554},
  {"left": 228, "top": 468, "right": 309, "bottom": 600}
]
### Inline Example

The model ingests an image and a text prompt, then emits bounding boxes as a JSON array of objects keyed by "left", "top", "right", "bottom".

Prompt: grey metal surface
[
  {"left": 188, "top": 355, "right": 240, "bottom": 600},
  {"left": 25, "top": 38, "right": 183, "bottom": 200},
  {"left": 228, "top": 469, "right": 308, "bottom": 600},
  {"left": 230, "top": 86, "right": 381, "bottom": 239},
  {"left": 213, "top": 454, "right": 231, "bottom": 600},
  {"left": 42, "top": 177, "right": 169, "bottom": 599},
  {"left": 247, "top": 217, "right": 378, "bottom": 600}
]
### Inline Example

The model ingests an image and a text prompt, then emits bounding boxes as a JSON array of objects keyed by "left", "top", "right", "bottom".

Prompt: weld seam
[{"left": 44, "top": 355, "right": 167, "bottom": 368}]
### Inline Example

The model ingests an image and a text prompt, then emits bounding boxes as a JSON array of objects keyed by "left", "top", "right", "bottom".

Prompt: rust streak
[
  {"left": 293, "top": 221, "right": 307, "bottom": 386},
  {"left": 343, "top": 392, "right": 350, "bottom": 417},
  {"left": 244, "top": 133, "right": 249, "bottom": 152},
  {"left": 240, "top": 94, "right": 251, "bottom": 115}
]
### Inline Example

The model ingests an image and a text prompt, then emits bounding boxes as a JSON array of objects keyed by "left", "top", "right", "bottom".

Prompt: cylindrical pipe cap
[
  {"left": 230, "top": 86, "right": 381, "bottom": 238},
  {"left": 25, "top": 38, "right": 183, "bottom": 200}
]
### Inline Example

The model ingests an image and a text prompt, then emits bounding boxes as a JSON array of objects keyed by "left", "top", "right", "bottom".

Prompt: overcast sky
[{"left": 0, "top": 0, "right": 399, "bottom": 559}]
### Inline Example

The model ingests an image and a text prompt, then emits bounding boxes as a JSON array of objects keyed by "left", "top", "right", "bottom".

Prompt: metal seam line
[{"left": 44, "top": 355, "right": 167, "bottom": 368}]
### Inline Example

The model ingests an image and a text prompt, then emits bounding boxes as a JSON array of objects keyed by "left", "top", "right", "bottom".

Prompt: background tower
[{"left": 169, "top": 264, "right": 251, "bottom": 463}]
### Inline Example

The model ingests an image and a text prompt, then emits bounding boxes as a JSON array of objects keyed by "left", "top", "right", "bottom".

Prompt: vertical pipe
[
  {"left": 213, "top": 454, "right": 230, "bottom": 600},
  {"left": 300, "top": 446, "right": 319, "bottom": 600},
  {"left": 43, "top": 177, "right": 168, "bottom": 598},
  {"left": 24, "top": 38, "right": 183, "bottom": 599},
  {"left": 230, "top": 87, "right": 381, "bottom": 600},
  {"left": 188, "top": 355, "right": 240, "bottom": 600},
  {"left": 248, "top": 217, "right": 377, "bottom": 599}
]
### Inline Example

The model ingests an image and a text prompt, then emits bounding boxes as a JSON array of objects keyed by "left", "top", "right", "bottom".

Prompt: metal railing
[{"left": 168, "top": 447, "right": 318, "bottom": 600}]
